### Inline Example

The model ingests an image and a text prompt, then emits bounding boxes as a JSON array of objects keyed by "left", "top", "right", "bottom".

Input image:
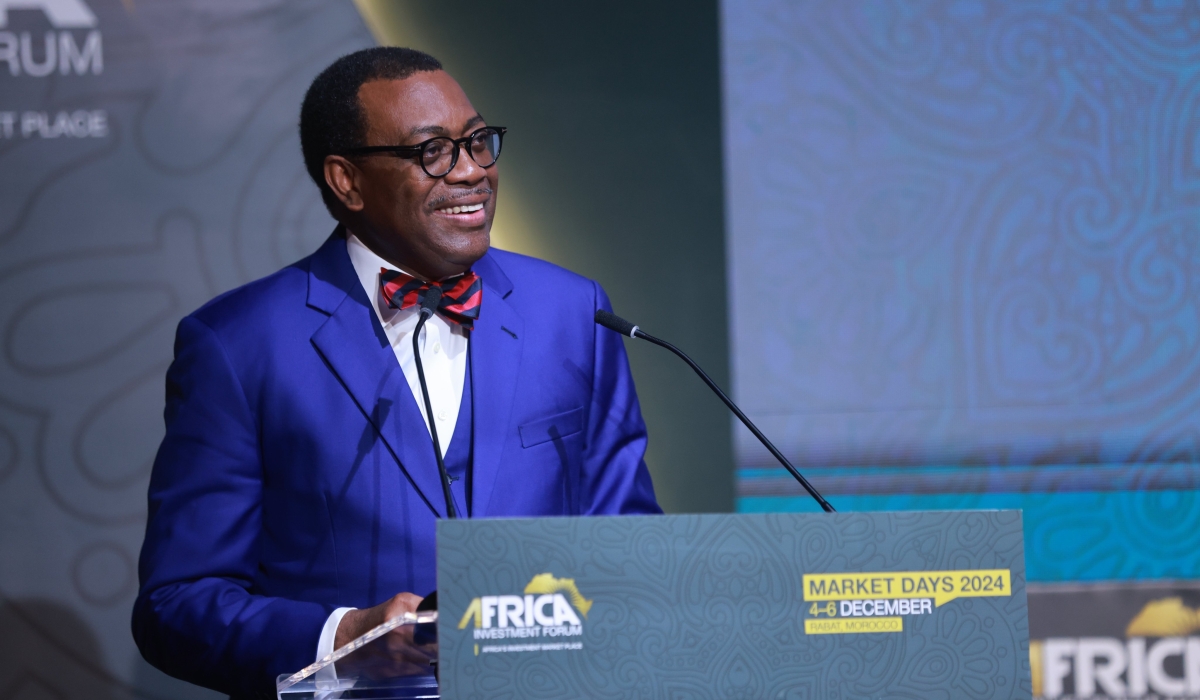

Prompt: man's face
[{"left": 340, "top": 70, "right": 498, "bottom": 280}]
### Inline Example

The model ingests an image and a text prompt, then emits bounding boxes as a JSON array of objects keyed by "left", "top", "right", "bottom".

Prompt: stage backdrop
[
  {"left": 0, "top": 2, "right": 374, "bottom": 698},
  {"left": 0, "top": 1, "right": 730, "bottom": 698},
  {"left": 723, "top": 3, "right": 1200, "bottom": 697}
]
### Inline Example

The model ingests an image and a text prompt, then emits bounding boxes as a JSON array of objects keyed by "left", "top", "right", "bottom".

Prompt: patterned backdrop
[
  {"left": 0, "top": 1, "right": 371, "bottom": 697},
  {"left": 724, "top": 0, "right": 1200, "bottom": 580}
]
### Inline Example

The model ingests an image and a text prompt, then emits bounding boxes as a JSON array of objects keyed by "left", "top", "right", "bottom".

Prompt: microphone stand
[
  {"left": 414, "top": 288, "right": 457, "bottom": 519},
  {"left": 595, "top": 309, "right": 835, "bottom": 513}
]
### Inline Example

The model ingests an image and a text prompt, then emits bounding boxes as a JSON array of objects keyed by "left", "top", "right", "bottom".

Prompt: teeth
[{"left": 442, "top": 203, "right": 483, "bottom": 214}]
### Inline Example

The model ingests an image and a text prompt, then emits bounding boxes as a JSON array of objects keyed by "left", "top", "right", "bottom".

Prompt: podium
[{"left": 279, "top": 510, "right": 1031, "bottom": 699}]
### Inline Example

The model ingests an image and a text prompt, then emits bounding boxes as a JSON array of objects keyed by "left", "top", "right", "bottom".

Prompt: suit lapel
[
  {"left": 469, "top": 252, "right": 523, "bottom": 517},
  {"left": 308, "top": 232, "right": 447, "bottom": 518}
]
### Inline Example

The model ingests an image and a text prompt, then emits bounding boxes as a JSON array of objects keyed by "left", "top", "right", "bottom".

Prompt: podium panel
[{"left": 437, "top": 511, "right": 1030, "bottom": 699}]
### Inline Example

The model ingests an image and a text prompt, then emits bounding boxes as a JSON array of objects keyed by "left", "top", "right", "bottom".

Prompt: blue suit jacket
[{"left": 132, "top": 232, "right": 660, "bottom": 698}]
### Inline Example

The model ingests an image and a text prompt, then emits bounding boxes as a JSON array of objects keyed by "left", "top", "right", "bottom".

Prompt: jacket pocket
[{"left": 519, "top": 407, "right": 584, "bottom": 448}]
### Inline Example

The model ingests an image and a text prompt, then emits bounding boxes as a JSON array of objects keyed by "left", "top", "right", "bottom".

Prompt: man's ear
[{"left": 324, "top": 155, "right": 364, "bottom": 211}]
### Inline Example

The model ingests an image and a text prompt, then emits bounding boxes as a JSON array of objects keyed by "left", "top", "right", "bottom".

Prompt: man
[{"left": 132, "top": 47, "right": 660, "bottom": 698}]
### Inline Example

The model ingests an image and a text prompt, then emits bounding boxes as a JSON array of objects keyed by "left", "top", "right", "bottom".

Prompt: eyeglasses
[{"left": 343, "top": 126, "right": 507, "bottom": 178}]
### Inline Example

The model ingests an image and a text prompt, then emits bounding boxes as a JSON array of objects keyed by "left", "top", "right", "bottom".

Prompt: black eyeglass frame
[{"left": 342, "top": 126, "right": 507, "bottom": 178}]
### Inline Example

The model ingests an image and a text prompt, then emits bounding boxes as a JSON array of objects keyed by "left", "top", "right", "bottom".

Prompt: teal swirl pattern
[{"left": 726, "top": 1, "right": 1200, "bottom": 582}]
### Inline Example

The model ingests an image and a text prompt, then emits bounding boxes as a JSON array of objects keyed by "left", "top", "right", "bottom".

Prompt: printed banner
[
  {"left": 1029, "top": 580, "right": 1200, "bottom": 700},
  {"left": 438, "top": 511, "right": 1030, "bottom": 698}
]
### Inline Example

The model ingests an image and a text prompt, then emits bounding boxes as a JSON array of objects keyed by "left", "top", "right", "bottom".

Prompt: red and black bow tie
[{"left": 379, "top": 268, "right": 483, "bottom": 330}]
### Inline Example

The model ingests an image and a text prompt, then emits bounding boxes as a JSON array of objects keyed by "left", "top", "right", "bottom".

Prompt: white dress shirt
[
  {"left": 313, "top": 233, "right": 470, "bottom": 668},
  {"left": 347, "top": 233, "right": 470, "bottom": 450}
]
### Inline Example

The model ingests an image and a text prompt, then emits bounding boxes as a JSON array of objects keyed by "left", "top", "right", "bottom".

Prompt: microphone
[
  {"left": 413, "top": 287, "right": 457, "bottom": 519},
  {"left": 595, "top": 309, "right": 835, "bottom": 513}
]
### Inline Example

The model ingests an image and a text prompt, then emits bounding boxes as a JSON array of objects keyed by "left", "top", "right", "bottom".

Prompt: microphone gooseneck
[
  {"left": 594, "top": 309, "right": 835, "bottom": 513},
  {"left": 594, "top": 309, "right": 638, "bottom": 337},
  {"left": 414, "top": 287, "right": 457, "bottom": 519}
]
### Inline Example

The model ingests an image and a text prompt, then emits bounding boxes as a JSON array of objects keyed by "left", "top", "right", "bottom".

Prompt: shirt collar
[
  {"left": 345, "top": 233, "right": 470, "bottom": 339},
  {"left": 345, "top": 232, "right": 417, "bottom": 326}
]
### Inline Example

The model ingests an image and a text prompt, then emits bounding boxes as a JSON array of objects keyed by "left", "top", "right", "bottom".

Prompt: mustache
[{"left": 428, "top": 188, "right": 493, "bottom": 209}]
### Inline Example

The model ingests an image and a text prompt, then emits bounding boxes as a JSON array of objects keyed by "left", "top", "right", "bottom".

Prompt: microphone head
[
  {"left": 594, "top": 309, "right": 638, "bottom": 338},
  {"left": 420, "top": 287, "right": 443, "bottom": 318}
]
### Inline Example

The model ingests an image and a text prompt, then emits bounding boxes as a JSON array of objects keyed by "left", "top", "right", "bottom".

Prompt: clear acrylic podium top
[{"left": 276, "top": 611, "right": 439, "bottom": 700}]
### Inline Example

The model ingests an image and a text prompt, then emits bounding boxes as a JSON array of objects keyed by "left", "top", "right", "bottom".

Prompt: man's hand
[
  {"left": 333, "top": 592, "right": 436, "bottom": 680},
  {"left": 335, "top": 592, "right": 424, "bottom": 648}
]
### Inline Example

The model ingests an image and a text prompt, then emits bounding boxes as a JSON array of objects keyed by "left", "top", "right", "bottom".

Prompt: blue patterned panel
[{"left": 723, "top": 0, "right": 1200, "bottom": 493}]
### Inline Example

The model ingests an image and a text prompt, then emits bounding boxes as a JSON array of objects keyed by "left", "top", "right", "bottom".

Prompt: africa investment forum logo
[
  {"left": 0, "top": 0, "right": 107, "bottom": 141},
  {"left": 458, "top": 573, "right": 591, "bottom": 655},
  {"left": 0, "top": 0, "right": 102, "bottom": 76}
]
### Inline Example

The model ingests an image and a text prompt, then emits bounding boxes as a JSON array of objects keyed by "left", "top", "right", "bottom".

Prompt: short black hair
[{"left": 299, "top": 47, "right": 443, "bottom": 214}]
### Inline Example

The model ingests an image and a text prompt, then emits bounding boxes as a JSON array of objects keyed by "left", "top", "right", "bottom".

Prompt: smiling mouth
[{"left": 437, "top": 202, "right": 484, "bottom": 214}]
